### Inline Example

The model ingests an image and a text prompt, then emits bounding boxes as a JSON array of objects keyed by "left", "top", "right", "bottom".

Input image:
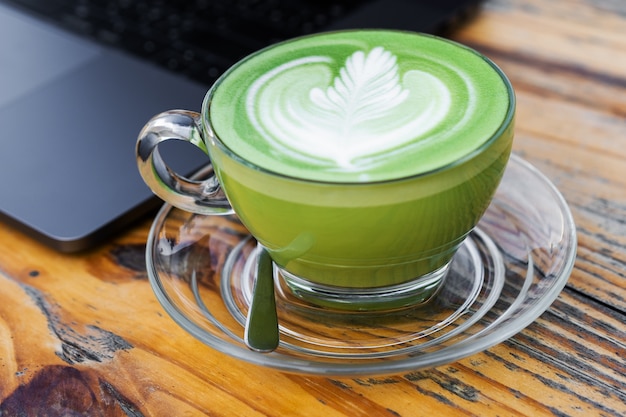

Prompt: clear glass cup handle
[{"left": 136, "top": 109, "right": 233, "bottom": 215}]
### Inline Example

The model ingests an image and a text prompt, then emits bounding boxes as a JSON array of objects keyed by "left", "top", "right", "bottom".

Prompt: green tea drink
[{"left": 207, "top": 30, "right": 514, "bottom": 292}]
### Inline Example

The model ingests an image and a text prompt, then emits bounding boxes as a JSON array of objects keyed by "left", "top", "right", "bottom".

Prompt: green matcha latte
[
  {"left": 203, "top": 30, "right": 514, "bottom": 301},
  {"left": 209, "top": 30, "right": 510, "bottom": 183}
]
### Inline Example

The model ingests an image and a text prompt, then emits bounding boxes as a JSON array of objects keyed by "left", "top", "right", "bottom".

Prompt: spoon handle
[{"left": 244, "top": 246, "right": 279, "bottom": 352}]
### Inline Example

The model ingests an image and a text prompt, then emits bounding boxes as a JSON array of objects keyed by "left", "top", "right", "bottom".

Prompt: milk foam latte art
[
  {"left": 247, "top": 46, "right": 450, "bottom": 173},
  {"left": 210, "top": 30, "right": 510, "bottom": 182}
]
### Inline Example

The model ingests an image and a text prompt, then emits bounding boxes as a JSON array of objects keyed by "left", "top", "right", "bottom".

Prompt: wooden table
[{"left": 1, "top": 0, "right": 624, "bottom": 415}]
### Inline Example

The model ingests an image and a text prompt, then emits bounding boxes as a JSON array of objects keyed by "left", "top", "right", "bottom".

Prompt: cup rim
[{"left": 202, "top": 29, "right": 516, "bottom": 186}]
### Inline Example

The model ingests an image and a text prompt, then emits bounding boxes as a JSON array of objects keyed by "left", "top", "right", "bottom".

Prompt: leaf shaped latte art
[
  {"left": 246, "top": 47, "right": 452, "bottom": 170},
  {"left": 309, "top": 47, "right": 409, "bottom": 134}
]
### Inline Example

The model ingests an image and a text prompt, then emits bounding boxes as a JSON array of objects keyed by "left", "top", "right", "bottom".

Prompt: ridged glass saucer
[{"left": 145, "top": 155, "right": 577, "bottom": 376}]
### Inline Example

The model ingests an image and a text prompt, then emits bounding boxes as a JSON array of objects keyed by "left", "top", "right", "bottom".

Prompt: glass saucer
[{"left": 146, "top": 155, "right": 577, "bottom": 376}]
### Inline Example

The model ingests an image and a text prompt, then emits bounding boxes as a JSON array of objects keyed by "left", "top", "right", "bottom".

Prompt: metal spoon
[{"left": 244, "top": 245, "right": 279, "bottom": 352}]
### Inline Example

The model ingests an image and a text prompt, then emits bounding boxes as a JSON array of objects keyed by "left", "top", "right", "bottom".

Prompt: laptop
[{"left": 0, "top": 0, "right": 482, "bottom": 252}]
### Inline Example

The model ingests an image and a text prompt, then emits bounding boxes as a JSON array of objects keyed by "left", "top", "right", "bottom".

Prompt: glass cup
[{"left": 136, "top": 30, "right": 515, "bottom": 311}]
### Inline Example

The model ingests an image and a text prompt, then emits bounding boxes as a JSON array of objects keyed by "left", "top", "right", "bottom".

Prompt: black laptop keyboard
[{"left": 9, "top": 0, "right": 365, "bottom": 85}]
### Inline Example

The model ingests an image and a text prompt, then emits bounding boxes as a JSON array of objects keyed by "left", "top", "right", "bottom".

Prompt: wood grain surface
[{"left": 1, "top": 0, "right": 625, "bottom": 416}]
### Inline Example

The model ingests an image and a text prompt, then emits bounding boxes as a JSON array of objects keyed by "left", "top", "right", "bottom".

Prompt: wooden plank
[
  {"left": 447, "top": 0, "right": 626, "bottom": 312},
  {"left": 458, "top": 0, "right": 626, "bottom": 80},
  {"left": 0, "top": 219, "right": 624, "bottom": 416}
]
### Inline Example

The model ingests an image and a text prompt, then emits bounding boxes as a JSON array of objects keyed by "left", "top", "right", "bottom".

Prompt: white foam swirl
[{"left": 246, "top": 47, "right": 453, "bottom": 170}]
